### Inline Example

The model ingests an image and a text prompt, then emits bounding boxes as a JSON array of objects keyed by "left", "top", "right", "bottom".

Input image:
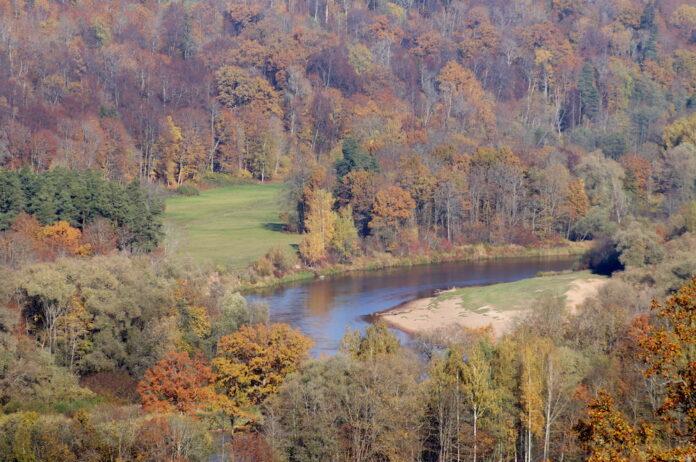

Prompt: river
[{"left": 245, "top": 256, "right": 579, "bottom": 354}]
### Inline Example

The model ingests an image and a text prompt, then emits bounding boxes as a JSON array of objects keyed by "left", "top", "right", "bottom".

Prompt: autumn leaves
[{"left": 138, "top": 323, "right": 312, "bottom": 426}]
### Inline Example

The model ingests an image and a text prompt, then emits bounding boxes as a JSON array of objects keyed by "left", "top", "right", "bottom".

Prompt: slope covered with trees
[{"left": 2, "top": 0, "right": 696, "bottom": 259}]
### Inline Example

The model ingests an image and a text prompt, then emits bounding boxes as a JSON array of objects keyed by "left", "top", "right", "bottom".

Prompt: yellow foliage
[
  {"left": 663, "top": 112, "right": 696, "bottom": 149},
  {"left": 186, "top": 306, "right": 212, "bottom": 339},
  {"left": 213, "top": 323, "right": 312, "bottom": 420},
  {"left": 38, "top": 221, "right": 91, "bottom": 257},
  {"left": 299, "top": 189, "right": 337, "bottom": 264},
  {"left": 348, "top": 44, "right": 374, "bottom": 75}
]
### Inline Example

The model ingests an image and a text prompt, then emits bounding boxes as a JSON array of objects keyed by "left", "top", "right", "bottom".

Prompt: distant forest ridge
[{"left": 2, "top": 0, "right": 696, "bottom": 252}]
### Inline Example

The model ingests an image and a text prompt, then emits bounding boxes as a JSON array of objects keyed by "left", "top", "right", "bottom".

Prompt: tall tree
[
  {"left": 299, "top": 188, "right": 337, "bottom": 264},
  {"left": 578, "top": 63, "right": 599, "bottom": 122},
  {"left": 639, "top": 278, "right": 696, "bottom": 457},
  {"left": 213, "top": 323, "right": 312, "bottom": 425}
]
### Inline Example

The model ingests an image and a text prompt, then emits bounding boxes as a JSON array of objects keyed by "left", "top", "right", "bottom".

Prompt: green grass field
[
  {"left": 164, "top": 183, "right": 300, "bottom": 269},
  {"left": 432, "top": 271, "right": 606, "bottom": 313}
]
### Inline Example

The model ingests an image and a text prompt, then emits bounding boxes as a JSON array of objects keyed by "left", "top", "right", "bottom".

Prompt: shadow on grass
[{"left": 262, "top": 222, "right": 287, "bottom": 232}]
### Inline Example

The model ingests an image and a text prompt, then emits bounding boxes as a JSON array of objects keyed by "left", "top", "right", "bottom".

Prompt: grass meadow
[{"left": 164, "top": 183, "right": 300, "bottom": 269}]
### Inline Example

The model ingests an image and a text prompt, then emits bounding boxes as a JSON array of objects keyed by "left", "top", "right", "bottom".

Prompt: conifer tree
[{"left": 578, "top": 63, "right": 599, "bottom": 122}]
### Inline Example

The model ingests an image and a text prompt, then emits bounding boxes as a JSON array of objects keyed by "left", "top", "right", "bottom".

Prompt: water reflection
[{"left": 246, "top": 256, "right": 579, "bottom": 354}]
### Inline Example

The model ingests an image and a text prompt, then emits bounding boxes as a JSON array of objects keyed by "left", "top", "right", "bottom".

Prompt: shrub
[
  {"left": 252, "top": 255, "right": 274, "bottom": 277},
  {"left": 174, "top": 184, "right": 200, "bottom": 196}
]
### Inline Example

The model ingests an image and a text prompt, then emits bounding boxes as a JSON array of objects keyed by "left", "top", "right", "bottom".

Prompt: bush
[
  {"left": 252, "top": 255, "right": 274, "bottom": 277},
  {"left": 267, "top": 246, "right": 298, "bottom": 273},
  {"left": 614, "top": 222, "right": 664, "bottom": 267},
  {"left": 583, "top": 235, "right": 623, "bottom": 275},
  {"left": 174, "top": 184, "right": 200, "bottom": 196}
]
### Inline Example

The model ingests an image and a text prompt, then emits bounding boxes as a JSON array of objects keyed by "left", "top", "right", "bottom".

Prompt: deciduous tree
[
  {"left": 213, "top": 323, "right": 312, "bottom": 424},
  {"left": 138, "top": 350, "right": 218, "bottom": 415}
]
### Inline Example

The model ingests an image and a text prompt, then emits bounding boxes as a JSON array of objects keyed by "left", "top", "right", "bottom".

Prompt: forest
[{"left": 0, "top": 0, "right": 695, "bottom": 460}]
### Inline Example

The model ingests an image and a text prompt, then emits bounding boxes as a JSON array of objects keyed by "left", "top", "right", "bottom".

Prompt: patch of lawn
[
  {"left": 432, "top": 271, "right": 606, "bottom": 312},
  {"left": 164, "top": 183, "right": 300, "bottom": 269}
]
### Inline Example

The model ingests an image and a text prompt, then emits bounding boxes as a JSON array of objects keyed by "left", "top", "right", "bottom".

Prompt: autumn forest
[{"left": 0, "top": 0, "right": 696, "bottom": 460}]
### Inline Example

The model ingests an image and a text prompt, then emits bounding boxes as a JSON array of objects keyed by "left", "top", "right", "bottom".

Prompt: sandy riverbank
[{"left": 375, "top": 273, "right": 607, "bottom": 337}]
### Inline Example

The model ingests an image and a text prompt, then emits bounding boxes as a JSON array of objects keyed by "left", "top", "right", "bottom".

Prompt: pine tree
[
  {"left": 0, "top": 170, "right": 24, "bottom": 230},
  {"left": 335, "top": 137, "right": 379, "bottom": 179},
  {"left": 56, "top": 189, "right": 78, "bottom": 226},
  {"left": 578, "top": 63, "right": 599, "bottom": 122},
  {"left": 33, "top": 181, "right": 58, "bottom": 225}
]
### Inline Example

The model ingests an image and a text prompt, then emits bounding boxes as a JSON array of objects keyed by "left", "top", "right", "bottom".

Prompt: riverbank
[
  {"left": 237, "top": 240, "right": 591, "bottom": 293},
  {"left": 374, "top": 271, "right": 607, "bottom": 337}
]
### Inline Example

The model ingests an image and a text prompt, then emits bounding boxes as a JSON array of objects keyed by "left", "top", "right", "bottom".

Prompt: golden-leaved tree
[
  {"left": 299, "top": 188, "right": 336, "bottom": 264},
  {"left": 213, "top": 323, "right": 312, "bottom": 425}
]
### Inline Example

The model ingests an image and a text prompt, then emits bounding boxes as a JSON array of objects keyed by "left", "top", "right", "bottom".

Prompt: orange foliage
[
  {"left": 138, "top": 350, "right": 219, "bottom": 415},
  {"left": 638, "top": 280, "right": 696, "bottom": 452},
  {"left": 370, "top": 186, "right": 416, "bottom": 230},
  {"left": 38, "top": 221, "right": 92, "bottom": 257}
]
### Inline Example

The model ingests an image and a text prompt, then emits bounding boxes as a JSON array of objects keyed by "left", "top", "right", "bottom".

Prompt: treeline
[
  {"left": 265, "top": 284, "right": 695, "bottom": 462},
  {"left": 0, "top": 168, "right": 163, "bottom": 256}
]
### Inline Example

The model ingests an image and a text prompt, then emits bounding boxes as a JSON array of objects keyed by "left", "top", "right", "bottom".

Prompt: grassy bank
[
  {"left": 377, "top": 271, "right": 608, "bottom": 337},
  {"left": 164, "top": 183, "right": 300, "bottom": 270},
  {"left": 432, "top": 270, "right": 606, "bottom": 312}
]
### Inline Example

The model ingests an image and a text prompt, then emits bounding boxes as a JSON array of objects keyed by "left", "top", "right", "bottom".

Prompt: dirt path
[{"left": 564, "top": 278, "right": 607, "bottom": 313}]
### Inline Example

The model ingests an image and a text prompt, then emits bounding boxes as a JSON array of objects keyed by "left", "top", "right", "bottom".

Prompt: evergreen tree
[
  {"left": 638, "top": 3, "right": 658, "bottom": 62},
  {"left": 335, "top": 137, "right": 379, "bottom": 179},
  {"left": 578, "top": 63, "right": 599, "bottom": 122},
  {"left": 33, "top": 181, "right": 58, "bottom": 225},
  {"left": 56, "top": 189, "right": 78, "bottom": 226},
  {"left": 123, "top": 180, "right": 164, "bottom": 252},
  {"left": 0, "top": 170, "right": 24, "bottom": 229},
  {"left": 0, "top": 169, "right": 163, "bottom": 250}
]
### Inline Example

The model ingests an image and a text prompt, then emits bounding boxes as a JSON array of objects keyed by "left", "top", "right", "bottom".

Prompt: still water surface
[{"left": 246, "top": 256, "right": 578, "bottom": 354}]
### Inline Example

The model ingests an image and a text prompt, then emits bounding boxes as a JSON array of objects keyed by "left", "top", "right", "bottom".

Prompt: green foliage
[
  {"left": 571, "top": 206, "right": 615, "bottom": 240},
  {"left": 596, "top": 133, "right": 628, "bottom": 160},
  {"left": 330, "top": 206, "right": 360, "bottom": 262},
  {"left": 340, "top": 322, "right": 400, "bottom": 360},
  {"left": 267, "top": 349, "right": 423, "bottom": 462},
  {"left": 210, "top": 290, "right": 269, "bottom": 349},
  {"left": 578, "top": 63, "right": 599, "bottom": 121},
  {"left": 335, "top": 137, "right": 379, "bottom": 179},
  {"left": 12, "top": 256, "right": 178, "bottom": 377},
  {"left": 173, "top": 184, "right": 200, "bottom": 196},
  {"left": 614, "top": 222, "right": 664, "bottom": 267},
  {"left": 0, "top": 411, "right": 214, "bottom": 462},
  {"left": 0, "top": 170, "right": 24, "bottom": 230},
  {"left": 0, "top": 168, "right": 163, "bottom": 252}
]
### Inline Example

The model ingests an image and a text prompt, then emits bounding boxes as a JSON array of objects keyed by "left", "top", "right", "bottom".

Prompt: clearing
[
  {"left": 378, "top": 271, "right": 607, "bottom": 337},
  {"left": 164, "top": 183, "right": 300, "bottom": 269}
]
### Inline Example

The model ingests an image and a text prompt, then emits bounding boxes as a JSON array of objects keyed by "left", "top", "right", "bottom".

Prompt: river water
[{"left": 245, "top": 256, "right": 579, "bottom": 354}]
